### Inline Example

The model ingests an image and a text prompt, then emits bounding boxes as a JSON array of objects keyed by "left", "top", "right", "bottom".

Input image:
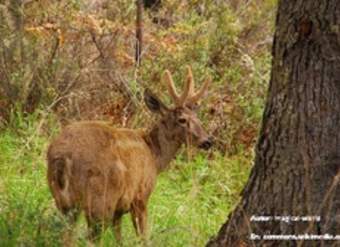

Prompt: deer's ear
[{"left": 144, "top": 89, "right": 168, "bottom": 114}]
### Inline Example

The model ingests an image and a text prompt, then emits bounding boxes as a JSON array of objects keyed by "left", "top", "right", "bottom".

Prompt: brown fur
[
  {"left": 47, "top": 68, "right": 212, "bottom": 242},
  {"left": 48, "top": 122, "right": 157, "bottom": 239}
]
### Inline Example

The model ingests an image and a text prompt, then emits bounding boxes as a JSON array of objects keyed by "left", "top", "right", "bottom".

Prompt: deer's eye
[{"left": 178, "top": 118, "right": 187, "bottom": 124}]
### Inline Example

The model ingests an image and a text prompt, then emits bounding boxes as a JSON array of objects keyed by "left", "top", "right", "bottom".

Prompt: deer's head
[{"left": 145, "top": 66, "right": 213, "bottom": 150}]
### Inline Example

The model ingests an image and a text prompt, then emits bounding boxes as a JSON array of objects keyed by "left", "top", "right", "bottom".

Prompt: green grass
[{"left": 0, "top": 115, "right": 252, "bottom": 247}]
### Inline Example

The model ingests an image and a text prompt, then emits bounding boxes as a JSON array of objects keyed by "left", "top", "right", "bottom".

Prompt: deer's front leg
[
  {"left": 113, "top": 212, "right": 123, "bottom": 243},
  {"left": 131, "top": 199, "right": 148, "bottom": 237}
]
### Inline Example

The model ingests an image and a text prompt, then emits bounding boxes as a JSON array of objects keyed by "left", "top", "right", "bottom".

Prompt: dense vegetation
[{"left": 0, "top": 1, "right": 276, "bottom": 246}]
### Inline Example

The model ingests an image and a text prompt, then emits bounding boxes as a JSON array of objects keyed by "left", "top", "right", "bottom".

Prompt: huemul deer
[{"left": 47, "top": 66, "right": 212, "bottom": 241}]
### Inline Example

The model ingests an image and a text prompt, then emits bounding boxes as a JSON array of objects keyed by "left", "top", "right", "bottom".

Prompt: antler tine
[
  {"left": 186, "top": 65, "right": 195, "bottom": 97},
  {"left": 187, "top": 76, "right": 211, "bottom": 104},
  {"left": 164, "top": 70, "right": 180, "bottom": 103},
  {"left": 177, "top": 66, "right": 194, "bottom": 106}
]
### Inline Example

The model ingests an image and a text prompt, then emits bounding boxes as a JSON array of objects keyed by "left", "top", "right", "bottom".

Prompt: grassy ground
[{"left": 0, "top": 113, "right": 252, "bottom": 247}]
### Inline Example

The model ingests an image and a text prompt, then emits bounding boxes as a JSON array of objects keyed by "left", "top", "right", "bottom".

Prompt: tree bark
[{"left": 208, "top": 0, "right": 340, "bottom": 246}]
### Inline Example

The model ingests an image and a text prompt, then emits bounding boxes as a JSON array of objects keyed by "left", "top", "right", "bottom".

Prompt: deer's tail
[{"left": 47, "top": 156, "right": 73, "bottom": 213}]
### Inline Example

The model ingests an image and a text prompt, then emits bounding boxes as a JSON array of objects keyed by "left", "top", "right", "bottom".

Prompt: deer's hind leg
[
  {"left": 60, "top": 207, "right": 80, "bottom": 247},
  {"left": 61, "top": 207, "right": 79, "bottom": 224},
  {"left": 86, "top": 219, "right": 107, "bottom": 241},
  {"left": 86, "top": 211, "right": 112, "bottom": 241},
  {"left": 84, "top": 166, "right": 121, "bottom": 241},
  {"left": 85, "top": 196, "right": 117, "bottom": 241}
]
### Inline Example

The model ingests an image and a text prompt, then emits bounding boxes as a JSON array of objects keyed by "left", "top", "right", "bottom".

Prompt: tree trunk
[
  {"left": 143, "top": 0, "right": 161, "bottom": 10},
  {"left": 208, "top": 0, "right": 340, "bottom": 246},
  {"left": 135, "top": 0, "right": 143, "bottom": 66}
]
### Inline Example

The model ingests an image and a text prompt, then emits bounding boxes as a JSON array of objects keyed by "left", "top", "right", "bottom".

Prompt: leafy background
[{"left": 0, "top": 0, "right": 276, "bottom": 246}]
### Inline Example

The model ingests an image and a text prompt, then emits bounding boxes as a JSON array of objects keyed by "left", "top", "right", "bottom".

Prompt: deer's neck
[{"left": 144, "top": 121, "right": 183, "bottom": 173}]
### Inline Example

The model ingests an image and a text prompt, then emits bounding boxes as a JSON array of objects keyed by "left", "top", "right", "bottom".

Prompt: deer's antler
[
  {"left": 164, "top": 70, "right": 180, "bottom": 102},
  {"left": 164, "top": 66, "right": 211, "bottom": 107}
]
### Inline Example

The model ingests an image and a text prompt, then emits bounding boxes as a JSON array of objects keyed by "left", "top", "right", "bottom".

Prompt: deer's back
[{"left": 47, "top": 121, "right": 157, "bottom": 218}]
